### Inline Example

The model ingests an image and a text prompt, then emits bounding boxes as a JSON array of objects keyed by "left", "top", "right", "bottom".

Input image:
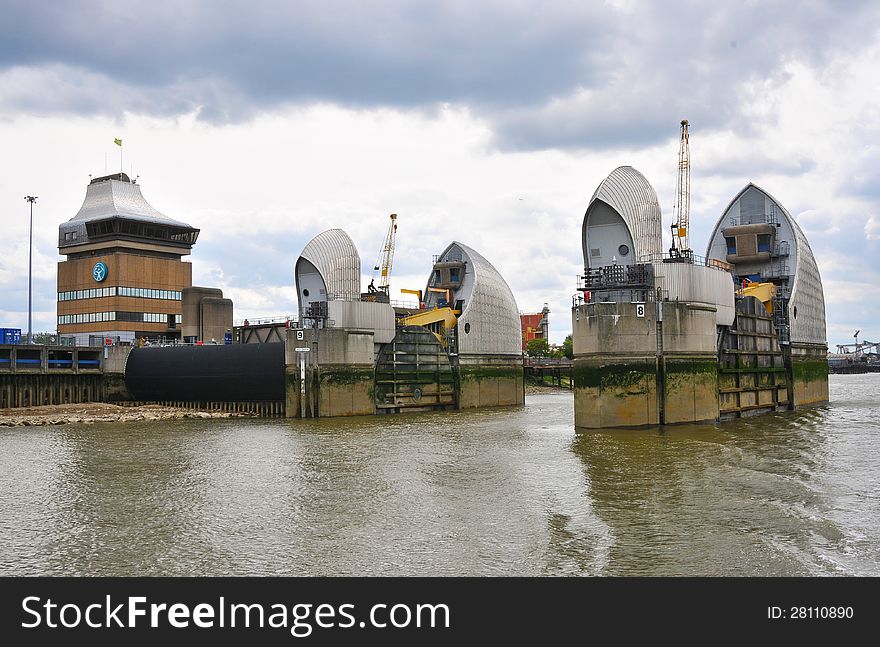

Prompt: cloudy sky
[{"left": 1, "top": 0, "right": 878, "bottom": 346}]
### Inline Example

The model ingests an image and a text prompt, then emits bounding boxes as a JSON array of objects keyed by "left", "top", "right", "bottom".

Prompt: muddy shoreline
[
  {"left": 1, "top": 386, "right": 571, "bottom": 426},
  {"left": 0, "top": 402, "right": 252, "bottom": 427},
  {"left": 524, "top": 383, "right": 572, "bottom": 396}
]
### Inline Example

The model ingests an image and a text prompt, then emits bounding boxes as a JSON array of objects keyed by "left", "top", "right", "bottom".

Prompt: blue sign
[{"left": 92, "top": 261, "right": 108, "bottom": 283}]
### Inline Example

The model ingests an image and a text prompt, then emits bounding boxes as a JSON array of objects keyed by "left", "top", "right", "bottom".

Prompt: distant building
[
  {"left": 57, "top": 173, "right": 199, "bottom": 345},
  {"left": 520, "top": 304, "right": 549, "bottom": 350}
]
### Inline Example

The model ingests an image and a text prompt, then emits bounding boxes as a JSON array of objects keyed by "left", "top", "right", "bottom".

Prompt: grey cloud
[
  {"left": 0, "top": 1, "right": 610, "bottom": 120},
  {"left": 1, "top": 1, "right": 877, "bottom": 149},
  {"left": 698, "top": 155, "right": 817, "bottom": 179}
]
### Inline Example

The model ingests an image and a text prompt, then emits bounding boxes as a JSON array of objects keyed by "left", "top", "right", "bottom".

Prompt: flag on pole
[{"left": 114, "top": 138, "right": 122, "bottom": 146}]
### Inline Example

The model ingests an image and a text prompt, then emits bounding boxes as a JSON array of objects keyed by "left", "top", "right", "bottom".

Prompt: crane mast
[
  {"left": 670, "top": 119, "right": 692, "bottom": 261},
  {"left": 373, "top": 213, "right": 398, "bottom": 295}
]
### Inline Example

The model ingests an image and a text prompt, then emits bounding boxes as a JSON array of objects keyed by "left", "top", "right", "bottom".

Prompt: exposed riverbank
[
  {"left": 0, "top": 403, "right": 251, "bottom": 427},
  {"left": 525, "top": 381, "right": 573, "bottom": 396},
  {"left": 0, "top": 390, "right": 569, "bottom": 425}
]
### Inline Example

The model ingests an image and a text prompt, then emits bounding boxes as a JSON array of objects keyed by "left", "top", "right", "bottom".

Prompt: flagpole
[{"left": 114, "top": 138, "right": 123, "bottom": 178}]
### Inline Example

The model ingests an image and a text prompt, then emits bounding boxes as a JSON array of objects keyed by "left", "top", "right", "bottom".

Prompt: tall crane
[
  {"left": 670, "top": 119, "right": 693, "bottom": 261},
  {"left": 372, "top": 213, "right": 398, "bottom": 296}
]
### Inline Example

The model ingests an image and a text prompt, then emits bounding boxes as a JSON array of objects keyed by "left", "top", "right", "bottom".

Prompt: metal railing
[
  {"left": 578, "top": 263, "right": 653, "bottom": 292},
  {"left": 234, "top": 314, "right": 298, "bottom": 327},
  {"left": 639, "top": 252, "right": 729, "bottom": 270},
  {"left": 572, "top": 287, "right": 666, "bottom": 307},
  {"left": 727, "top": 210, "right": 780, "bottom": 226},
  {"left": 772, "top": 241, "right": 790, "bottom": 257},
  {"left": 390, "top": 300, "right": 420, "bottom": 310}
]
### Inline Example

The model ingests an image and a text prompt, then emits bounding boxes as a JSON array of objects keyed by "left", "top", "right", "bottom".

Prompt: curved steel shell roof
[
  {"left": 706, "top": 183, "right": 826, "bottom": 346},
  {"left": 583, "top": 166, "right": 663, "bottom": 266},
  {"left": 296, "top": 228, "right": 362, "bottom": 301},
  {"left": 431, "top": 241, "right": 521, "bottom": 356}
]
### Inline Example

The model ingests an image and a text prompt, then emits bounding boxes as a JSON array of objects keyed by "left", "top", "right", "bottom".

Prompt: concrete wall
[
  {"left": 571, "top": 300, "right": 719, "bottom": 428},
  {"left": 458, "top": 355, "right": 524, "bottom": 409},
  {"left": 102, "top": 344, "right": 133, "bottom": 401},
  {"left": 285, "top": 325, "right": 525, "bottom": 417},
  {"left": 327, "top": 301, "right": 396, "bottom": 344},
  {"left": 661, "top": 357, "right": 719, "bottom": 424},
  {"left": 200, "top": 297, "right": 233, "bottom": 344},
  {"left": 315, "top": 365, "right": 375, "bottom": 417},
  {"left": 573, "top": 355, "right": 659, "bottom": 428},
  {"left": 182, "top": 287, "right": 222, "bottom": 340},
  {"left": 651, "top": 262, "right": 736, "bottom": 326},
  {"left": 284, "top": 327, "right": 376, "bottom": 418},
  {"left": 102, "top": 345, "right": 133, "bottom": 374},
  {"left": 788, "top": 343, "right": 829, "bottom": 408}
]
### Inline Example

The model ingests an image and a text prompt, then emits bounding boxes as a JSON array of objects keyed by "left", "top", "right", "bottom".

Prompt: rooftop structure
[{"left": 59, "top": 173, "right": 199, "bottom": 255}]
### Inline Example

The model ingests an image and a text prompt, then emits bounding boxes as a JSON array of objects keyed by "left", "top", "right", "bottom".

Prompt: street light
[{"left": 24, "top": 196, "right": 37, "bottom": 344}]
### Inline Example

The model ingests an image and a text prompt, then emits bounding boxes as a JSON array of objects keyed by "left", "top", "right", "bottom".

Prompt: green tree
[
  {"left": 526, "top": 338, "right": 550, "bottom": 358},
  {"left": 562, "top": 334, "right": 573, "bottom": 360}
]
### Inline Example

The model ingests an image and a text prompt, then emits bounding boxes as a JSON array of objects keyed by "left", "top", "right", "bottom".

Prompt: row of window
[
  {"left": 86, "top": 218, "right": 199, "bottom": 245},
  {"left": 58, "top": 312, "right": 172, "bottom": 325},
  {"left": 58, "top": 287, "right": 183, "bottom": 301}
]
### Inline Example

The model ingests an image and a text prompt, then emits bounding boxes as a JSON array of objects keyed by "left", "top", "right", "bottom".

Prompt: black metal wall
[{"left": 125, "top": 343, "right": 285, "bottom": 402}]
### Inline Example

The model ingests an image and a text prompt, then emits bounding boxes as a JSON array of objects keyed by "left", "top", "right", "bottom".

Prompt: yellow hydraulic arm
[{"left": 740, "top": 280, "right": 776, "bottom": 314}]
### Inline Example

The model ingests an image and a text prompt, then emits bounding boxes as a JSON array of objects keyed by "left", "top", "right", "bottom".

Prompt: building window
[
  {"left": 57, "top": 311, "right": 170, "bottom": 326},
  {"left": 757, "top": 234, "right": 771, "bottom": 253},
  {"left": 725, "top": 237, "right": 737, "bottom": 255},
  {"left": 618, "top": 244, "right": 630, "bottom": 257},
  {"left": 57, "top": 286, "right": 181, "bottom": 302}
]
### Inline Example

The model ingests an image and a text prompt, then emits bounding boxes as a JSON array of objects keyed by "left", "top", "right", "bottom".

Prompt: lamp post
[{"left": 24, "top": 196, "right": 37, "bottom": 344}]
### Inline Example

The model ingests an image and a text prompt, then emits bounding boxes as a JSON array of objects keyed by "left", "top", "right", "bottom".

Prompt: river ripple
[{"left": 1, "top": 374, "right": 877, "bottom": 576}]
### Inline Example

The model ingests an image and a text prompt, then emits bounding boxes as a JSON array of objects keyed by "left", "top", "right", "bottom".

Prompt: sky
[{"left": 1, "top": 0, "right": 878, "bottom": 347}]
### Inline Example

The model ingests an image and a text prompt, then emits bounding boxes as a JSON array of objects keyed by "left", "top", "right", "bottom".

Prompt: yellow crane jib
[{"left": 401, "top": 288, "right": 423, "bottom": 304}]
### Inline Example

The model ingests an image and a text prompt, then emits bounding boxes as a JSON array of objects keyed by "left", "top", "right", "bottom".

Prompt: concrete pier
[
  {"left": 572, "top": 300, "right": 718, "bottom": 428},
  {"left": 285, "top": 327, "right": 376, "bottom": 418},
  {"left": 458, "top": 356, "right": 524, "bottom": 409}
]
